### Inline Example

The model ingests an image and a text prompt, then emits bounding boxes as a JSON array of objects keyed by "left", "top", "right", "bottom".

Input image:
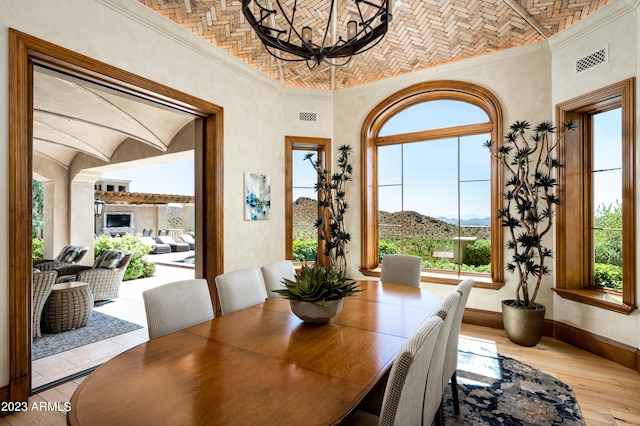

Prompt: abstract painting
[{"left": 244, "top": 172, "right": 271, "bottom": 220}]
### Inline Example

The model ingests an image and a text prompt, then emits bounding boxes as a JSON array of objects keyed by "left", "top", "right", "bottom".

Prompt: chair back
[
  {"left": 32, "top": 270, "right": 57, "bottom": 339},
  {"left": 143, "top": 279, "right": 214, "bottom": 340},
  {"left": 380, "top": 254, "right": 422, "bottom": 287},
  {"left": 379, "top": 315, "right": 444, "bottom": 425},
  {"left": 261, "top": 260, "right": 296, "bottom": 299},
  {"left": 54, "top": 245, "right": 89, "bottom": 264},
  {"left": 158, "top": 229, "right": 169, "bottom": 236},
  {"left": 425, "top": 290, "right": 461, "bottom": 424},
  {"left": 142, "top": 228, "right": 153, "bottom": 237},
  {"left": 442, "top": 279, "right": 474, "bottom": 388},
  {"left": 215, "top": 268, "right": 266, "bottom": 315}
]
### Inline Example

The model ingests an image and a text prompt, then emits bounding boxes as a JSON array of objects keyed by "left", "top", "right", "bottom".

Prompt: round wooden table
[
  {"left": 43, "top": 281, "right": 94, "bottom": 333},
  {"left": 68, "top": 281, "right": 440, "bottom": 425}
]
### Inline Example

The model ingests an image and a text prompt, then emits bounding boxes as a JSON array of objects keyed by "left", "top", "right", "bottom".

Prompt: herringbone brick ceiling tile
[{"left": 138, "top": 0, "right": 613, "bottom": 90}]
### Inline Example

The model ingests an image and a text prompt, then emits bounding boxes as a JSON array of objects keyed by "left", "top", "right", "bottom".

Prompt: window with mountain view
[
  {"left": 361, "top": 81, "right": 504, "bottom": 286},
  {"left": 285, "top": 137, "right": 331, "bottom": 264},
  {"left": 378, "top": 100, "right": 491, "bottom": 274}
]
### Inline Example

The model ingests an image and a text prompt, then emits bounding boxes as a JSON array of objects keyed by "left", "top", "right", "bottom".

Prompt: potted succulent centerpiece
[
  {"left": 484, "top": 120, "right": 576, "bottom": 346},
  {"left": 278, "top": 145, "right": 359, "bottom": 323},
  {"left": 273, "top": 264, "right": 361, "bottom": 323}
]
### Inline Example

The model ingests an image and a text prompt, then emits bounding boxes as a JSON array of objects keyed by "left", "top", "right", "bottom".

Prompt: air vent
[
  {"left": 576, "top": 48, "right": 607, "bottom": 73},
  {"left": 299, "top": 112, "right": 317, "bottom": 122}
]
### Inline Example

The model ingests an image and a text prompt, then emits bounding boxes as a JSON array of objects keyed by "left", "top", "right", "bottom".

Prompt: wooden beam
[{"left": 503, "top": 0, "right": 550, "bottom": 38}]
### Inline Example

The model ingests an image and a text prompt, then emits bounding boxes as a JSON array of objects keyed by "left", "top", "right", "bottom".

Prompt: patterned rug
[
  {"left": 441, "top": 338, "right": 584, "bottom": 425},
  {"left": 32, "top": 311, "right": 143, "bottom": 360}
]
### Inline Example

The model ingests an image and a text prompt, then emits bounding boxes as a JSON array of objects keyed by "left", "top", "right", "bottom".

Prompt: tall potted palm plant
[
  {"left": 304, "top": 144, "right": 353, "bottom": 274},
  {"left": 485, "top": 120, "right": 576, "bottom": 346}
]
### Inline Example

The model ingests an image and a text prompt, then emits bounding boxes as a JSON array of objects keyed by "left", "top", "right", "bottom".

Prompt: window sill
[
  {"left": 360, "top": 267, "right": 504, "bottom": 290},
  {"left": 553, "top": 288, "right": 635, "bottom": 315}
]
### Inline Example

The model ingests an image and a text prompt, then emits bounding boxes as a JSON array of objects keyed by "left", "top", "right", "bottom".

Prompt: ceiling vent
[
  {"left": 576, "top": 47, "right": 607, "bottom": 73},
  {"left": 299, "top": 112, "right": 317, "bottom": 122}
]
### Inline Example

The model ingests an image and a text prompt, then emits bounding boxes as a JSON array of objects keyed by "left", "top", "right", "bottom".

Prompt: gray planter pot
[
  {"left": 290, "top": 299, "right": 344, "bottom": 324},
  {"left": 501, "top": 299, "right": 546, "bottom": 347}
]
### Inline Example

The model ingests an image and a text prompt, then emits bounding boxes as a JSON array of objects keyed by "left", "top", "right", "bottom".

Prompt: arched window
[{"left": 361, "top": 80, "right": 503, "bottom": 287}]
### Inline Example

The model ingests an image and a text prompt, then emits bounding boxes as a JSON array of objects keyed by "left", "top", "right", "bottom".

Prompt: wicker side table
[{"left": 43, "top": 282, "right": 94, "bottom": 333}]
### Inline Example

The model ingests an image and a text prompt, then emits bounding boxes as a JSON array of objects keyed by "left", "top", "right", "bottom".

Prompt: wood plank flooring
[{"left": 2, "top": 323, "right": 639, "bottom": 425}]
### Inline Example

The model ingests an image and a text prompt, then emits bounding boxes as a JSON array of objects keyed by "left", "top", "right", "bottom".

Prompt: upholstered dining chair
[
  {"left": 430, "top": 289, "right": 462, "bottom": 426},
  {"left": 32, "top": 270, "right": 57, "bottom": 339},
  {"left": 380, "top": 254, "right": 422, "bottom": 287},
  {"left": 143, "top": 279, "right": 214, "bottom": 340},
  {"left": 260, "top": 260, "right": 296, "bottom": 299},
  {"left": 346, "top": 315, "right": 445, "bottom": 425},
  {"left": 215, "top": 268, "right": 266, "bottom": 315},
  {"left": 442, "top": 278, "right": 475, "bottom": 415}
]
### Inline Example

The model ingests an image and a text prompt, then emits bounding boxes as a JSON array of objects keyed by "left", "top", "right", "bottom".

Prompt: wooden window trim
[
  {"left": 555, "top": 78, "right": 636, "bottom": 314},
  {"left": 360, "top": 80, "right": 504, "bottom": 288},
  {"left": 285, "top": 136, "right": 331, "bottom": 264}
]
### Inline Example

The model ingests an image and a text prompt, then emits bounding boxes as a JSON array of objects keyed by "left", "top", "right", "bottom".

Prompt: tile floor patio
[{"left": 32, "top": 253, "right": 195, "bottom": 389}]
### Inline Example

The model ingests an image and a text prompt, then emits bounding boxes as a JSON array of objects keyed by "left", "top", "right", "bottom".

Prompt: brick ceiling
[{"left": 138, "top": 0, "right": 613, "bottom": 90}]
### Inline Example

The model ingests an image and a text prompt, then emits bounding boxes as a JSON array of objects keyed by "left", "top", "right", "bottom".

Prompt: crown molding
[
  {"left": 94, "top": 0, "right": 285, "bottom": 94},
  {"left": 548, "top": 0, "right": 639, "bottom": 52}
]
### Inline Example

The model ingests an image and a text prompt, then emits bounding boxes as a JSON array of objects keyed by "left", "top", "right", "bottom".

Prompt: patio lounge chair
[
  {"left": 139, "top": 236, "right": 171, "bottom": 254},
  {"left": 157, "top": 235, "right": 190, "bottom": 252},
  {"left": 180, "top": 234, "right": 195, "bottom": 250},
  {"left": 58, "top": 250, "right": 132, "bottom": 302},
  {"left": 33, "top": 245, "right": 89, "bottom": 272}
]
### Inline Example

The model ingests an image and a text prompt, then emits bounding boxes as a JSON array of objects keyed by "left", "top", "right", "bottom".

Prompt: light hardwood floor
[{"left": 2, "top": 323, "right": 638, "bottom": 425}]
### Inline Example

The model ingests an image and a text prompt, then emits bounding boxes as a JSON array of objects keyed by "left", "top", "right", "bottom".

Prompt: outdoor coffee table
[{"left": 43, "top": 282, "right": 94, "bottom": 333}]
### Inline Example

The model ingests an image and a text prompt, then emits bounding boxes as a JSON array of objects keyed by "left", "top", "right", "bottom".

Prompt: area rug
[
  {"left": 441, "top": 339, "right": 584, "bottom": 425},
  {"left": 32, "top": 311, "right": 143, "bottom": 360}
]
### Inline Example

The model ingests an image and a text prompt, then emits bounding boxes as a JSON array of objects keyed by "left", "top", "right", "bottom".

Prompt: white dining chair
[
  {"left": 346, "top": 315, "right": 445, "bottom": 425},
  {"left": 380, "top": 254, "right": 422, "bottom": 287},
  {"left": 142, "top": 279, "right": 214, "bottom": 340},
  {"left": 215, "top": 268, "right": 267, "bottom": 315},
  {"left": 442, "top": 278, "right": 475, "bottom": 415},
  {"left": 430, "top": 288, "right": 462, "bottom": 425},
  {"left": 261, "top": 260, "right": 296, "bottom": 299}
]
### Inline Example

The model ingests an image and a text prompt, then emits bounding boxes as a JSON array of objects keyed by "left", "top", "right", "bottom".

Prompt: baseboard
[
  {"left": 462, "top": 307, "right": 638, "bottom": 371},
  {"left": 462, "top": 307, "right": 554, "bottom": 337},
  {"left": 553, "top": 321, "right": 638, "bottom": 371},
  {"left": 0, "top": 385, "right": 9, "bottom": 418}
]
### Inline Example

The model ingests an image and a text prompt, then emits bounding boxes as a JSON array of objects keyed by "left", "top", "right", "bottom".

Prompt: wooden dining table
[{"left": 67, "top": 280, "right": 440, "bottom": 426}]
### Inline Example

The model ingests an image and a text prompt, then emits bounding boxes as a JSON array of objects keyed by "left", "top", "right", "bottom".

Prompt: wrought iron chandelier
[{"left": 242, "top": 0, "right": 392, "bottom": 68}]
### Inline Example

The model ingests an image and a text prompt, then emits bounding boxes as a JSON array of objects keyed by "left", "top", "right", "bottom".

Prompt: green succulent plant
[{"left": 273, "top": 264, "right": 361, "bottom": 306}]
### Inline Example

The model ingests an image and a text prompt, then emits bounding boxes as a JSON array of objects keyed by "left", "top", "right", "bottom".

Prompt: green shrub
[
  {"left": 593, "top": 263, "right": 622, "bottom": 290},
  {"left": 464, "top": 239, "right": 491, "bottom": 267},
  {"left": 594, "top": 240, "right": 622, "bottom": 266},
  {"left": 293, "top": 239, "right": 317, "bottom": 262},
  {"left": 378, "top": 241, "right": 398, "bottom": 263},
  {"left": 32, "top": 238, "right": 44, "bottom": 260},
  {"left": 94, "top": 234, "right": 153, "bottom": 281}
]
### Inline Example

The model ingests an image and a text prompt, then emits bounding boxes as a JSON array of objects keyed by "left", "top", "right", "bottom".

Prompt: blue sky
[
  {"left": 102, "top": 159, "right": 194, "bottom": 196},
  {"left": 105, "top": 103, "right": 622, "bottom": 217}
]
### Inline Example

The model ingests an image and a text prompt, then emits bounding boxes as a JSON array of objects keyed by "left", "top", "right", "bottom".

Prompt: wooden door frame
[{"left": 8, "top": 29, "right": 224, "bottom": 402}]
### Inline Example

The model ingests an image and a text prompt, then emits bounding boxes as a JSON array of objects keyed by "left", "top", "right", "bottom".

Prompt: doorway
[{"left": 9, "top": 29, "right": 224, "bottom": 401}]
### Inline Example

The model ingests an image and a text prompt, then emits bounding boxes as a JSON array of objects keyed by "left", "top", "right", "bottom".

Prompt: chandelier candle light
[{"left": 242, "top": 0, "right": 392, "bottom": 68}]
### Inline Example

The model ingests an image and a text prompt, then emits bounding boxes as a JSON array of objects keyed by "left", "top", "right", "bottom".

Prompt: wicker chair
[
  {"left": 33, "top": 245, "right": 89, "bottom": 272},
  {"left": 32, "top": 270, "right": 57, "bottom": 338},
  {"left": 58, "top": 250, "right": 132, "bottom": 302}
]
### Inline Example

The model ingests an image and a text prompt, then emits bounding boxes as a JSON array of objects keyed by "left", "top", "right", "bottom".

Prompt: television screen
[{"left": 106, "top": 213, "right": 131, "bottom": 228}]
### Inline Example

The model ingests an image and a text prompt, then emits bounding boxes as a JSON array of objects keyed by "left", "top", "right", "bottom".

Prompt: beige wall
[{"left": 0, "top": 0, "right": 638, "bottom": 388}]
